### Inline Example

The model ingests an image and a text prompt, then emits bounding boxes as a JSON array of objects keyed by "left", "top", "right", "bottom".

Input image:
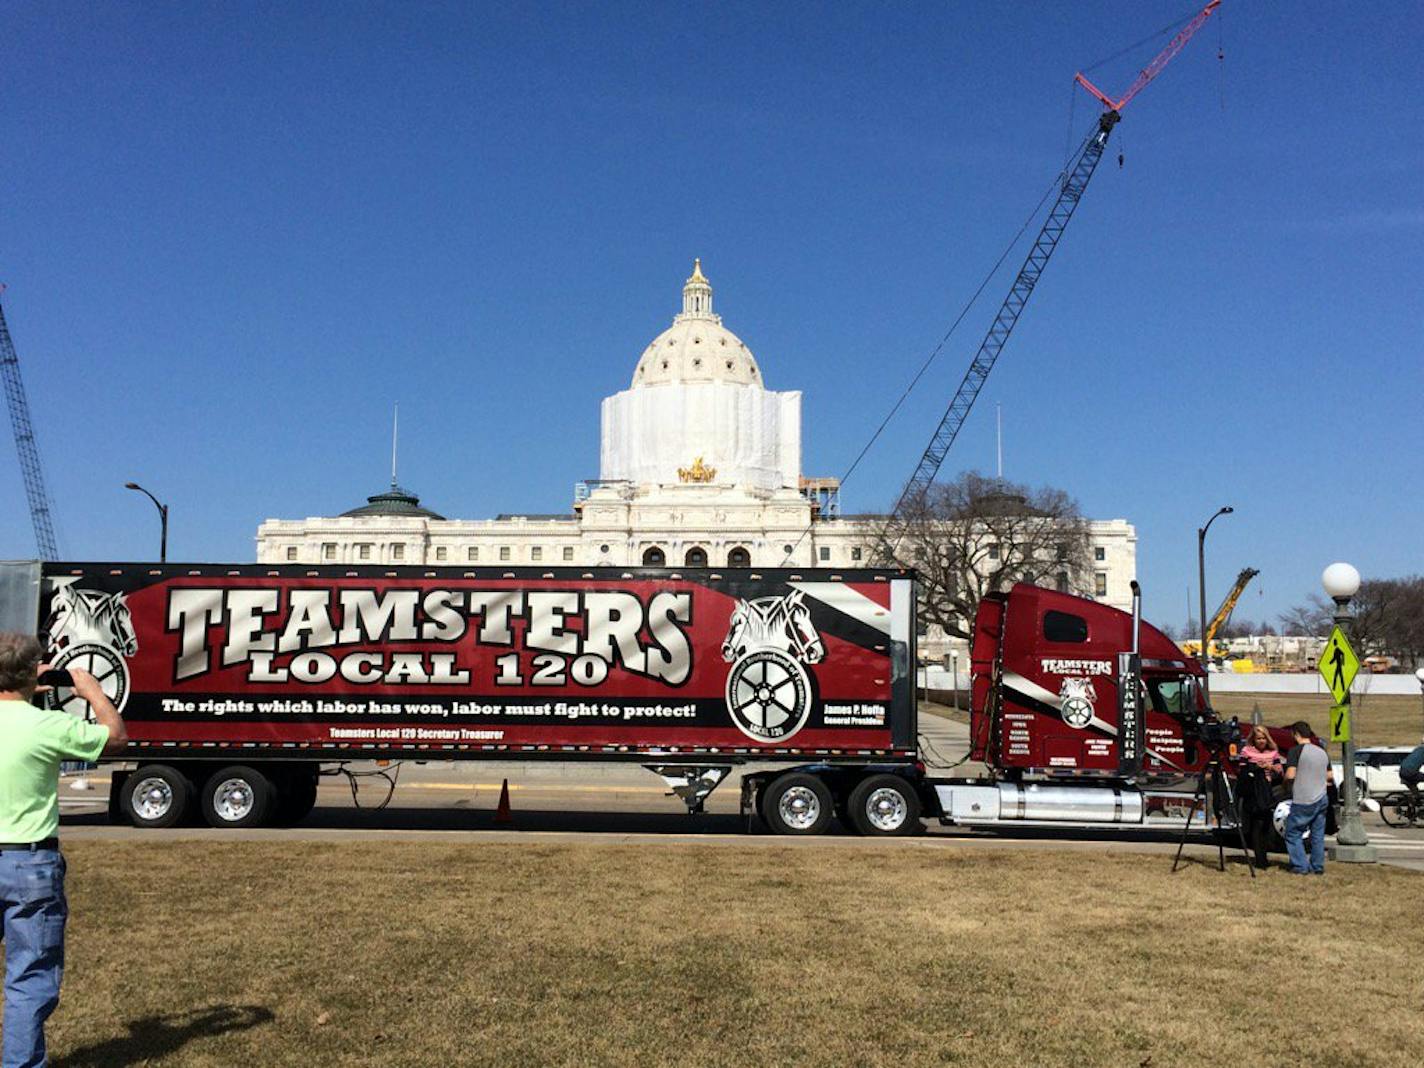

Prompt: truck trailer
[{"left": 0, "top": 560, "right": 1253, "bottom": 837}]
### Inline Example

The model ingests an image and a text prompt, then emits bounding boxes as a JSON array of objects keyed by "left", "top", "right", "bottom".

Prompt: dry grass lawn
[
  {"left": 1210, "top": 692, "right": 1423, "bottom": 747},
  {"left": 40, "top": 841, "right": 1424, "bottom": 1067}
]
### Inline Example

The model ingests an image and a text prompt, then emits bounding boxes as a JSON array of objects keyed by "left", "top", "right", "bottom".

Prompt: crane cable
[{"left": 779, "top": 165, "right": 1068, "bottom": 563}]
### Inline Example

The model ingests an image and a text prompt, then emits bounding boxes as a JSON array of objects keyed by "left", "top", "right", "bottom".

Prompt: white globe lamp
[{"left": 1321, "top": 562, "right": 1361, "bottom": 602}]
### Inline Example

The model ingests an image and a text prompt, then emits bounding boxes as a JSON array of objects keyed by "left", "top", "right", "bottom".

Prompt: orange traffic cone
[{"left": 495, "top": 778, "right": 512, "bottom": 824}]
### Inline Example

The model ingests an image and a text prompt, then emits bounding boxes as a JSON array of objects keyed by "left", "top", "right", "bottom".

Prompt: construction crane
[
  {"left": 1182, "top": 566, "right": 1259, "bottom": 659},
  {"left": 881, "top": 1, "right": 1221, "bottom": 551},
  {"left": 0, "top": 289, "right": 60, "bottom": 560}
]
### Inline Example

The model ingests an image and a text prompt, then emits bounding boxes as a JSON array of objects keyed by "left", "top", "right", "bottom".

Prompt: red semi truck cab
[
  {"left": 969, "top": 583, "right": 1209, "bottom": 784},
  {"left": 930, "top": 583, "right": 1266, "bottom": 831}
]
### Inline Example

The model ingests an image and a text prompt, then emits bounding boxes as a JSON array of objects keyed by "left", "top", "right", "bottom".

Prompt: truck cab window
[
  {"left": 1043, "top": 610, "right": 1088, "bottom": 643},
  {"left": 1148, "top": 679, "right": 1186, "bottom": 716}
]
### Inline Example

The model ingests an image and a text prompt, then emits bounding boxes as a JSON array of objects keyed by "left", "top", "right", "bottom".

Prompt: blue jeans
[
  {"left": 1285, "top": 796, "right": 1327, "bottom": 874},
  {"left": 0, "top": 848, "right": 67, "bottom": 1068}
]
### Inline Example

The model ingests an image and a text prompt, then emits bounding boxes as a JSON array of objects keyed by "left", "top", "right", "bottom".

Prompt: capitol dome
[
  {"left": 632, "top": 260, "right": 762, "bottom": 387},
  {"left": 601, "top": 260, "right": 801, "bottom": 493}
]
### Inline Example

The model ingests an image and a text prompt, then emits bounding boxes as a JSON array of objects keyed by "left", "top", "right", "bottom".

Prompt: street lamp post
[
  {"left": 1323, "top": 562, "right": 1375, "bottom": 863},
  {"left": 124, "top": 482, "right": 168, "bottom": 563},
  {"left": 1197, "top": 506, "right": 1233, "bottom": 696}
]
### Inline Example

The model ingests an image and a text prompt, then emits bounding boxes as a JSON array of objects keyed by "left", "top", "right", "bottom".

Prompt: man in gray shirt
[{"left": 1283, "top": 720, "right": 1335, "bottom": 875}]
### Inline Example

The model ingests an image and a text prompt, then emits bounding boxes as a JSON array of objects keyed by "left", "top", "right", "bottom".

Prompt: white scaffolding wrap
[{"left": 600, "top": 382, "right": 801, "bottom": 491}]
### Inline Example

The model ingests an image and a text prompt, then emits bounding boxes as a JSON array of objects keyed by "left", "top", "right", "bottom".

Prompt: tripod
[{"left": 1171, "top": 752, "right": 1256, "bottom": 877}]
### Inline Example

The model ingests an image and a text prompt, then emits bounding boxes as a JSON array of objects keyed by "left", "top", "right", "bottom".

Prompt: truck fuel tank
[{"left": 936, "top": 782, "right": 1145, "bottom": 825}]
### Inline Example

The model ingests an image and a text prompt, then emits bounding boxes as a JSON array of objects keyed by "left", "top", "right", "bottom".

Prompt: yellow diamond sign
[{"left": 1318, "top": 625, "right": 1359, "bottom": 704}]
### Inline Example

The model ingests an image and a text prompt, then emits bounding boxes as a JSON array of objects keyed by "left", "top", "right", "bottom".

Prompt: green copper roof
[{"left": 340, "top": 482, "right": 445, "bottom": 520}]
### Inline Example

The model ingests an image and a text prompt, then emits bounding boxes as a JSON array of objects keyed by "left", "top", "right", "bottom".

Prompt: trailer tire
[
  {"left": 272, "top": 772, "right": 319, "bottom": 826},
  {"left": 200, "top": 765, "right": 274, "bottom": 829},
  {"left": 761, "top": 773, "right": 834, "bottom": 835},
  {"left": 120, "top": 765, "right": 191, "bottom": 829},
  {"left": 848, "top": 775, "right": 921, "bottom": 837}
]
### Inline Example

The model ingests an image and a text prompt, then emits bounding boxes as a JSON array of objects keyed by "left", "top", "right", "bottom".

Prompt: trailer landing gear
[{"left": 645, "top": 765, "right": 731, "bottom": 815}]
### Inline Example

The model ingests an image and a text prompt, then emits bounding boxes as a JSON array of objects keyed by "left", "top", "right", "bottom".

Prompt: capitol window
[
  {"left": 391, "top": 544, "right": 405, "bottom": 561},
  {"left": 563, "top": 547, "right": 574, "bottom": 561},
  {"left": 322, "top": 543, "right": 336, "bottom": 561},
  {"left": 818, "top": 547, "right": 830, "bottom": 562},
  {"left": 531, "top": 547, "right": 542, "bottom": 562},
  {"left": 851, "top": 547, "right": 862, "bottom": 561},
  {"left": 1095, "top": 571, "right": 1108, "bottom": 597},
  {"left": 499, "top": 546, "right": 510, "bottom": 562},
  {"left": 1095, "top": 546, "right": 1106, "bottom": 562},
  {"left": 467, "top": 546, "right": 479, "bottom": 561},
  {"left": 727, "top": 547, "right": 750, "bottom": 567},
  {"left": 358, "top": 544, "right": 371, "bottom": 560},
  {"left": 434, "top": 546, "right": 447, "bottom": 561},
  {"left": 286, "top": 547, "right": 297, "bottom": 561}
]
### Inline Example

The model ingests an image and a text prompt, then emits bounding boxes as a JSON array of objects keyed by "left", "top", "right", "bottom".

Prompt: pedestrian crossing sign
[
  {"left": 1329, "top": 704, "right": 1351, "bottom": 743},
  {"left": 1318, "top": 625, "right": 1359, "bottom": 704}
]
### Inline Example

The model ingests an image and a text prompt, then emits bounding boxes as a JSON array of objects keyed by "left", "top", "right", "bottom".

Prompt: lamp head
[
  {"left": 1220, "top": 506, "right": 1234, "bottom": 516},
  {"left": 1321, "top": 562, "right": 1361, "bottom": 602},
  {"left": 124, "top": 482, "right": 139, "bottom": 490}
]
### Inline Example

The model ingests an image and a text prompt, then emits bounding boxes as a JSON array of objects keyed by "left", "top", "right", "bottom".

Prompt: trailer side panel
[{"left": 37, "top": 564, "right": 916, "bottom": 764}]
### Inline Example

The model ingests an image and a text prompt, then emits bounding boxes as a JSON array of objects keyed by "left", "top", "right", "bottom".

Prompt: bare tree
[
  {"left": 873, "top": 471, "right": 1093, "bottom": 641},
  {"left": 1278, "top": 596, "right": 1330, "bottom": 636},
  {"left": 1278, "top": 576, "right": 1424, "bottom": 668}
]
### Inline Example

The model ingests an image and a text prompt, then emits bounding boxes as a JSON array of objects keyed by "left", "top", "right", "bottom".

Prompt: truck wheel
[
  {"left": 761, "top": 773, "right": 834, "bottom": 835},
  {"left": 848, "top": 775, "right": 921, "bottom": 837},
  {"left": 273, "top": 772, "right": 319, "bottom": 825},
  {"left": 200, "top": 765, "right": 274, "bottom": 829},
  {"left": 121, "top": 765, "right": 191, "bottom": 829}
]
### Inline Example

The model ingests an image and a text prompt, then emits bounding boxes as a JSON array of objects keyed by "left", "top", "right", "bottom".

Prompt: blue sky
[{"left": 2, "top": 1, "right": 1420, "bottom": 629}]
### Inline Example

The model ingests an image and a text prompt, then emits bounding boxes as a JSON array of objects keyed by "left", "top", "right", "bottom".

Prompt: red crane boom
[{"left": 1075, "top": 0, "right": 1221, "bottom": 114}]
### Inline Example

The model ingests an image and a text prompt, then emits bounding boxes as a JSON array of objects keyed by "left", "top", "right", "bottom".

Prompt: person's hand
[
  {"left": 35, "top": 661, "right": 57, "bottom": 694},
  {"left": 66, "top": 667, "right": 108, "bottom": 706}
]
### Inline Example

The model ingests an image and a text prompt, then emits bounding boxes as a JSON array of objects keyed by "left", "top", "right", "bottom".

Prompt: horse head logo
[
  {"left": 722, "top": 590, "right": 824, "bottom": 665},
  {"left": 45, "top": 586, "right": 138, "bottom": 658}
]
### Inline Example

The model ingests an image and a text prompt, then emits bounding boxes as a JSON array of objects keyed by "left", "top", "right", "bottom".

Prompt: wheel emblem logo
[
  {"left": 725, "top": 649, "right": 811, "bottom": 742},
  {"left": 721, "top": 591, "right": 823, "bottom": 743},
  {"left": 1058, "top": 676, "right": 1097, "bottom": 730}
]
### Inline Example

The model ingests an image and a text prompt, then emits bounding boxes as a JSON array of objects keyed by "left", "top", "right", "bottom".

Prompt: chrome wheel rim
[
  {"left": 777, "top": 786, "right": 822, "bottom": 831},
  {"left": 865, "top": 787, "right": 908, "bottom": 832},
  {"left": 131, "top": 777, "right": 174, "bottom": 821},
  {"left": 213, "top": 778, "right": 255, "bottom": 822}
]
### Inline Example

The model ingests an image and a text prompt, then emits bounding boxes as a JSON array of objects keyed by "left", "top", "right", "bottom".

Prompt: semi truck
[{"left": 0, "top": 560, "right": 1252, "bottom": 837}]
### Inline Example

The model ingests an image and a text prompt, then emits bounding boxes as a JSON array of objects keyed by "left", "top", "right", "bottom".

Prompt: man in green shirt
[{"left": 1, "top": 632, "right": 126, "bottom": 1068}]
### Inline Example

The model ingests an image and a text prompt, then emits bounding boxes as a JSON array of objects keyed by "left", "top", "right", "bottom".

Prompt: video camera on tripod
[{"left": 1191, "top": 713, "right": 1242, "bottom": 754}]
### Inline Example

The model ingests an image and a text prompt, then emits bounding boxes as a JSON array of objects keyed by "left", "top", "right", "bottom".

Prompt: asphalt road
[{"left": 57, "top": 711, "right": 1424, "bottom": 871}]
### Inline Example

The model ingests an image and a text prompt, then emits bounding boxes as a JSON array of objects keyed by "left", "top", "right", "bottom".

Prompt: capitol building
[{"left": 257, "top": 261, "right": 1137, "bottom": 625}]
